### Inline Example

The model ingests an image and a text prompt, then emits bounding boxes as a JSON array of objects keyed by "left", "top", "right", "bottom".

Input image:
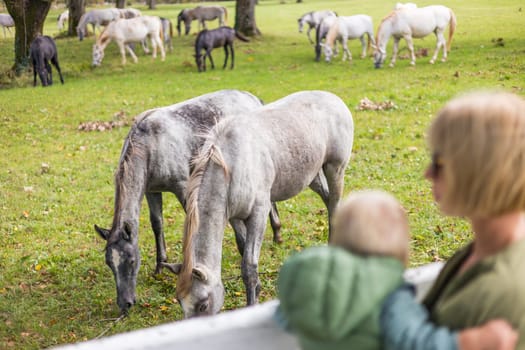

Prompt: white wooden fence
[{"left": 51, "top": 262, "right": 444, "bottom": 350}]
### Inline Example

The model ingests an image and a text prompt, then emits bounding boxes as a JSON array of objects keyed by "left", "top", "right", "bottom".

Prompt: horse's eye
[{"left": 198, "top": 302, "right": 208, "bottom": 313}]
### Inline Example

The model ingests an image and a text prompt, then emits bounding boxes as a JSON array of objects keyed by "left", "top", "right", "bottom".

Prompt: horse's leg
[
  {"left": 241, "top": 201, "right": 270, "bottom": 305},
  {"left": 51, "top": 55, "right": 64, "bottom": 84},
  {"left": 207, "top": 49, "right": 215, "bottom": 70},
  {"left": 404, "top": 35, "right": 416, "bottom": 66},
  {"left": 145, "top": 192, "right": 168, "bottom": 274},
  {"left": 269, "top": 202, "right": 282, "bottom": 243},
  {"left": 141, "top": 39, "right": 150, "bottom": 54},
  {"left": 230, "top": 44, "right": 234, "bottom": 69},
  {"left": 222, "top": 44, "right": 228, "bottom": 69},
  {"left": 306, "top": 25, "right": 314, "bottom": 44},
  {"left": 359, "top": 35, "right": 367, "bottom": 58},
  {"left": 309, "top": 170, "right": 330, "bottom": 208},
  {"left": 155, "top": 35, "right": 165, "bottom": 61},
  {"left": 389, "top": 37, "right": 401, "bottom": 67},
  {"left": 229, "top": 219, "right": 246, "bottom": 256},
  {"left": 342, "top": 37, "right": 351, "bottom": 62},
  {"left": 45, "top": 60, "right": 53, "bottom": 86},
  {"left": 322, "top": 162, "right": 346, "bottom": 240},
  {"left": 125, "top": 44, "right": 139, "bottom": 64},
  {"left": 432, "top": 30, "right": 447, "bottom": 64}
]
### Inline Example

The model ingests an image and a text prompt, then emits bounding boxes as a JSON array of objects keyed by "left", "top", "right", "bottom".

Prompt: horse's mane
[
  {"left": 110, "top": 119, "right": 149, "bottom": 242},
  {"left": 178, "top": 138, "right": 230, "bottom": 298},
  {"left": 376, "top": 11, "right": 396, "bottom": 44},
  {"left": 325, "top": 19, "right": 339, "bottom": 46}
]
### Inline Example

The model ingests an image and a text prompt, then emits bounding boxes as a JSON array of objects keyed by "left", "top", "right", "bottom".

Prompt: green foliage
[{"left": 0, "top": 0, "right": 524, "bottom": 348}]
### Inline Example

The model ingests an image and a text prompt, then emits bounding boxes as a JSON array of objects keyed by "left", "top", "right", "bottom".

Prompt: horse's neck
[{"left": 377, "top": 19, "right": 393, "bottom": 50}]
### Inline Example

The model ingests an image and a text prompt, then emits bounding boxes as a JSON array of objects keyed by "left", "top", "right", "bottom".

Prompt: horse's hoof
[
  {"left": 389, "top": 63, "right": 395, "bottom": 68},
  {"left": 429, "top": 60, "right": 435, "bottom": 64},
  {"left": 410, "top": 61, "right": 416, "bottom": 66}
]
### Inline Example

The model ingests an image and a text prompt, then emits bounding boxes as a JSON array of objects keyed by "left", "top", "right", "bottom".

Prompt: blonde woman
[{"left": 383, "top": 91, "right": 525, "bottom": 349}]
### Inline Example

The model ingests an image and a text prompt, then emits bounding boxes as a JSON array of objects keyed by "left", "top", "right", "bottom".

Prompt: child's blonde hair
[
  {"left": 428, "top": 91, "right": 525, "bottom": 217},
  {"left": 330, "top": 190, "right": 410, "bottom": 264}
]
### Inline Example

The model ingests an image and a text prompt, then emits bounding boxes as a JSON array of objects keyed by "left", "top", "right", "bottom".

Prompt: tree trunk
[
  {"left": 116, "top": 0, "right": 125, "bottom": 9},
  {"left": 69, "top": 0, "right": 86, "bottom": 37},
  {"left": 147, "top": 0, "right": 156, "bottom": 10},
  {"left": 3, "top": 0, "right": 52, "bottom": 75},
  {"left": 235, "top": 0, "right": 260, "bottom": 37}
]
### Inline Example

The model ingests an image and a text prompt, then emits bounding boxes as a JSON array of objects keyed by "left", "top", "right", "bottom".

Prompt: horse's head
[
  {"left": 163, "top": 263, "right": 225, "bottom": 318},
  {"left": 321, "top": 43, "right": 333, "bottom": 63},
  {"left": 374, "top": 48, "right": 386, "bottom": 68},
  {"left": 92, "top": 44, "right": 104, "bottom": 67},
  {"left": 194, "top": 53, "right": 204, "bottom": 72},
  {"left": 95, "top": 223, "right": 140, "bottom": 315},
  {"left": 77, "top": 26, "right": 84, "bottom": 41},
  {"left": 297, "top": 17, "right": 305, "bottom": 33}
]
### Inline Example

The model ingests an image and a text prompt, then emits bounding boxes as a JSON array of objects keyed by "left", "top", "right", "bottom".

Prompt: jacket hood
[{"left": 277, "top": 245, "right": 404, "bottom": 343}]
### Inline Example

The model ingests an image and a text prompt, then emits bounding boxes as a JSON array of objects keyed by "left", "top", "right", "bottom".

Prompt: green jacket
[
  {"left": 424, "top": 238, "right": 525, "bottom": 350},
  {"left": 277, "top": 245, "right": 404, "bottom": 350}
]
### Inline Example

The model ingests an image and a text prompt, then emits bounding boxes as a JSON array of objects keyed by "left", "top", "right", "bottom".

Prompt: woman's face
[{"left": 425, "top": 153, "right": 446, "bottom": 206}]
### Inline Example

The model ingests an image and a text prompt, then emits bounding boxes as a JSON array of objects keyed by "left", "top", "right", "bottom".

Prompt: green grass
[{"left": 1, "top": 0, "right": 524, "bottom": 348}]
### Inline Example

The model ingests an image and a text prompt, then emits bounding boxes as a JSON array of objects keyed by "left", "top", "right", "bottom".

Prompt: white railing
[{"left": 51, "top": 262, "right": 444, "bottom": 350}]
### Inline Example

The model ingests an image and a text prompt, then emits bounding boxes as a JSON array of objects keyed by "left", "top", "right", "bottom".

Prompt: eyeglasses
[{"left": 429, "top": 153, "right": 444, "bottom": 178}]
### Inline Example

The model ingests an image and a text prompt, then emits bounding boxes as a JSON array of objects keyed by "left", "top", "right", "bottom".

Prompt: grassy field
[{"left": 0, "top": 0, "right": 524, "bottom": 348}]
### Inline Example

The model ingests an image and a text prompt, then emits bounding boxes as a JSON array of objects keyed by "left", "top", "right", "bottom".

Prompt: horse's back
[
  {"left": 213, "top": 91, "right": 353, "bottom": 200},
  {"left": 340, "top": 14, "right": 374, "bottom": 37},
  {"left": 398, "top": 5, "right": 451, "bottom": 36}
]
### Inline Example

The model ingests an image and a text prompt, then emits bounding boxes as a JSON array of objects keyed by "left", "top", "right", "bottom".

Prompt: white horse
[
  {"left": 92, "top": 16, "right": 165, "bottom": 66},
  {"left": 322, "top": 15, "right": 376, "bottom": 63},
  {"left": 297, "top": 10, "right": 337, "bottom": 44},
  {"left": 374, "top": 5, "right": 456, "bottom": 68},
  {"left": 0, "top": 13, "right": 14, "bottom": 38},
  {"left": 57, "top": 10, "right": 69, "bottom": 31},
  {"left": 314, "top": 15, "right": 338, "bottom": 61},
  {"left": 77, "top": 8, "right": 121, "bottom": 41},
  {"left": 394, "top": 2, "right": 418, "bottom": 10}
]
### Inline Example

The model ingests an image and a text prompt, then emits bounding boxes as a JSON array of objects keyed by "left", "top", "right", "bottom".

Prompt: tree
[
  {"left": 115, "top": 0, "right": 125, "bottom": 9},
  {"left": 146, "top": 0, "right": 156, "bottom": 10},
  {"left": 3, "top": 0, "right": 52, "bottom": 75},
  {"left": 68, "top": 0, "right": 86, "bottom": 37},
  {"left": 235, "top": 0, "right": 260, "bottom": 36}
]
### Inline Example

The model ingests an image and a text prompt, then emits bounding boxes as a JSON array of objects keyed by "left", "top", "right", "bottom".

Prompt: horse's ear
[
  {"left": 162, "top": 262, "right": 183, "bottom": 275},
  {"left": 94, "top": 224, "right": 110, "bottom": 241},
  {"left": 192, "top": 267, "right": 208, "bottom": 281}
]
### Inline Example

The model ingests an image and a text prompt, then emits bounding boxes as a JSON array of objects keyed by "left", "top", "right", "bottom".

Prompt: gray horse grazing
[
  {"left": 177, "top": 5, "right": 227, "bottom": 36},
  {"left": 297, "top": 10, "right": 337, "bottom": 44},
  {"left": 94, "top": 90, "right": 283, "bottom": 315},
  {"left": 30, "top": 35, "right": 64, "bottom": 87},
  {"left": 163, "top": 90, "right": 354, "bottom": 318}
]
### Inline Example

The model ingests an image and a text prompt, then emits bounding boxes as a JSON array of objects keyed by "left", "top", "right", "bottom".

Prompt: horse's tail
[
  {"left": 178, "top": 142, "right": 229, "bottom": 299},
  {"left": 315, "top": 20, "right": 323, "bottom": 61},
  {"left": 168, "top": 18, "right": 173, "bottom": 40},
  {"left": 235, "top": 30, "right": 250, "bottom": 42},
  {"left": 447, "top": 8, "right": 457, "bottom": 52},
  {"left": 325, "top": 19, "right": 338, "bottom": 49},
  {"left": 223, "top": 7, "right": 228, "bottom": 25},
  {"left": 158, "top": 17, "right": 164, "bottom": 43}
]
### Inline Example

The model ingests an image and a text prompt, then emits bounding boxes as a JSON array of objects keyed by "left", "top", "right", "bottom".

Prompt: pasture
[{"left": 0, "top": 0, "right": 524, "bottom": 348}]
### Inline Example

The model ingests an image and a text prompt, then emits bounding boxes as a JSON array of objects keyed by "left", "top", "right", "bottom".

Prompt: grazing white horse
[
  {"left": 297, "top": 10, "right": 337, "bottom": 44},
  {"left": 57, "top": 10, "right": 69, "bottom": 31},
  {"left": 92, "top": 16, "right": 165, "bottom": 66},
  {"left": 0, "top": 13, "right": 14, "bottom": 38},
  {"left": 322, "top": 15, "right": 376, "bottom": 63},
  {"left": 315, "top": 15, "right": 338, "bottom": 61},
  {"left": 374, "top": 5, "right": 456, "bottom": 68},
  {"left": 77, "top": 8, "right": 121, "bottom": 41}
]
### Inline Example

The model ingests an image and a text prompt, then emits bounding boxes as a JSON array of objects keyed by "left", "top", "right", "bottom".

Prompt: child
[{"left": 276, "top": 190, "right": 516, "bottom": 350}]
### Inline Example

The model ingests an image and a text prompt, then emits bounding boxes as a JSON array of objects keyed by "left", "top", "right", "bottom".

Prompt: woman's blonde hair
[
  {"left": 428, "top": 91, "right": 525, "bottom": 217},
  {"left": 330, "top": 190, "right": 410, "bottom": 264}
]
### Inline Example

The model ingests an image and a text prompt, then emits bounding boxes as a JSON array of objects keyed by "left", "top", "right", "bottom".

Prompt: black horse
[
  {"left": 30, "top": 35, "right": 64, "bottom": 87},
  {"left": 194, "top": 26, "right": 249, "bottom": 72}
]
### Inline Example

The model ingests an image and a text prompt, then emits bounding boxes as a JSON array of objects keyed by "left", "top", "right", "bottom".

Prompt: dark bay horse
[
  {"left": 194, "top": 26, "right": 248, "bottom": 72},
  {"left": 163, "top": 91, "right": 354, "bottom": 318},
  {"left": 177, "top": 5, "right": 227, "bottom": 36},
  {"left": 30, "top": 35, "right": 64, "bottom": 87},
  {"left": 94, "top": 90, "right": 283, "bottom": 315}
]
